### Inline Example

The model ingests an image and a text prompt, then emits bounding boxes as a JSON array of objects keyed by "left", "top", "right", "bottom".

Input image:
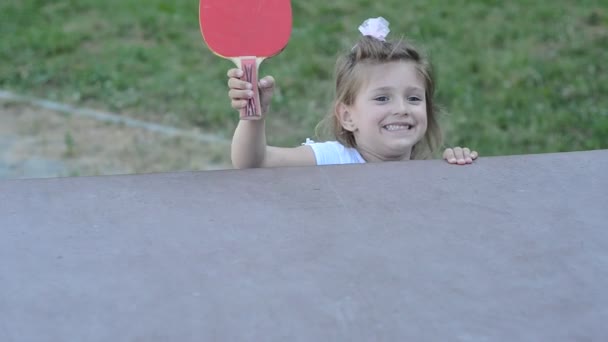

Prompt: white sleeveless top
[{"left": 303, "top": 139, "right": 366, "bottom": 165}]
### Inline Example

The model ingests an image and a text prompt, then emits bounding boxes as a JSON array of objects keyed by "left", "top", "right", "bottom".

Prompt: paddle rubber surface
[{"left": 199, "top": 0, "right": 292, "bottom": 58}]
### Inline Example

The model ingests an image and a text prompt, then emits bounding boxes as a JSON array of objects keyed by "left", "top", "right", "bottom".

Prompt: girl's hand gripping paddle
[{"left": 199, "top": 0, "right": 292, "bottom": 120}]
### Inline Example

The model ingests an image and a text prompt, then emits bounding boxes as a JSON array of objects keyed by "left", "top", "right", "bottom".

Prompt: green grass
[{"left": 1, "top": 0, "right": 607, "bottom": 156}]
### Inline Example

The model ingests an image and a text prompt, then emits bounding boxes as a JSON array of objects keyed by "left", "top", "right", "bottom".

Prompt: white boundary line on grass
[{"left": 0, "top": 90, "right": 230, "bottom": 145}]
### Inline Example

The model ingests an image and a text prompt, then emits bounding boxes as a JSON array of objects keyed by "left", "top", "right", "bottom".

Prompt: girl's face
[{"left": 338, "top": 61, "right": 428, "bottom": 162}]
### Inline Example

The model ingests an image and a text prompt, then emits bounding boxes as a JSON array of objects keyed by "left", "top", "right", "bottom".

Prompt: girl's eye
[
  {"left": 408, "top": 96, "right": 422, "bottom": 102},
  {"left": 374, "top": 96, "right": 390, "bottom": 102}
]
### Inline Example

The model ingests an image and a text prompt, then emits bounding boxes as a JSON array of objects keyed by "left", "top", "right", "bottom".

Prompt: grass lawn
[{"left": 1, "top": 0, "right": 607, "bottom": 157}]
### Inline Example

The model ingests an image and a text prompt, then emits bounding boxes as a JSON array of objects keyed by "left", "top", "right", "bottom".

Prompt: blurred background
[{"left": 1, "top": 0, "right": 606, "bottom": 179}]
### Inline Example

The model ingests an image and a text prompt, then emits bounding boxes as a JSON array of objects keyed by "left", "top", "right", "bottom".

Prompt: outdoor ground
[{"left": 0, "top": 100, "right": 230, "bottom": 179}]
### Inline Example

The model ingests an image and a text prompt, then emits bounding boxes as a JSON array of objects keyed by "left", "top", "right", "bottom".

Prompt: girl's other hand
[
  {"left": 443, "top": 147, "right": 478, "bottom": 165},
  {"left": 227, "top": 68, "right": 275, "bottom": 116}
]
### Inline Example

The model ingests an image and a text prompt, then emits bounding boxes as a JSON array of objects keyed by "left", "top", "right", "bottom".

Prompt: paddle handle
[{"left": 238, "top": 57, "right": 262, "bottom": 120}]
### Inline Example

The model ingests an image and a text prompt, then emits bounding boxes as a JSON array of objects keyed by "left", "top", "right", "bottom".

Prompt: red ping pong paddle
[{"left": 199, "top": 0, "right": 292, "bottom": 120}]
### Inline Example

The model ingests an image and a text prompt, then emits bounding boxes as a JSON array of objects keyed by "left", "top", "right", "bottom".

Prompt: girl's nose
[{"left": 394, "top": 99, "right": 409, "bottom": 116}]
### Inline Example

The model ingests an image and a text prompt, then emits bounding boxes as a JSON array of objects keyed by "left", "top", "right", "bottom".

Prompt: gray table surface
[{"left": 1, "top": 150, "right": 607, "bottom": 341}]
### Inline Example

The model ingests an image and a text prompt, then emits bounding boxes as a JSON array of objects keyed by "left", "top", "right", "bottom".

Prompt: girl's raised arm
[{"left": 228, "top": 69, "right": 316, "bottom": 168}]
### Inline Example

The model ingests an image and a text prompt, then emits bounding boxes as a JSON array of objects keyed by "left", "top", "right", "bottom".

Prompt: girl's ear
[{"left": 335, "top": 102, "right": 357, "bottom": 132}]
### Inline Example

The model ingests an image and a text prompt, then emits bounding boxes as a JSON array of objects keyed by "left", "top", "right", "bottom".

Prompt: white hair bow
[{"left": 358, "top": 17, "right": 390, "bottom": 41}]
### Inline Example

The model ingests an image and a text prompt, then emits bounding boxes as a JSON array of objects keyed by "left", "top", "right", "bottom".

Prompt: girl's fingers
[
  {"left": 227, "top": 71, "right": 276, "bottom": 114},
  {"left": 228, "top": 77, "right": 252, "bottom": 90},
  {"left": 231, "top": 99, "right": 248, "bottom": 110},
  {"left": 463, "top": 147, "right": 473, "bottom": 164},
  {"left": 443, "top": 148, "right": 457, "bottom": 164},
  {"left": 228, "top": 89, "right": 254, "bottom": 100},
  {"left": 227, "top": 68, "right": 243, "bottom": 78},
  {"left": 228, "top": 68, "right": 259, "bottom": 112},
  {"left": 259, "top": 76, "right": 275, "bottom": 89},
  {"left": 452, "top": 146, "right": 465, "bottom": 164},
  {"left": 445, "top": 147, "right": 478, "bottom": 165}
]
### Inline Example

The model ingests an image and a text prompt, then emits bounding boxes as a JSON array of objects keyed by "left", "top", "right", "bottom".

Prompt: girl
[{"left": 228, "top": 17, "right": 478, "bottom": 168}]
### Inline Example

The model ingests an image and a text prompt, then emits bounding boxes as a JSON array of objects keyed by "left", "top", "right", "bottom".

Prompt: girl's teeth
[{"left": 385, "top": 124, "right": 411, "bottom": 131}]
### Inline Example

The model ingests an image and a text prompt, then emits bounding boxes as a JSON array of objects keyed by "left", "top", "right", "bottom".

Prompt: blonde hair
[{"left": 316, "top": 36, "right": 443, "bottom": 159}]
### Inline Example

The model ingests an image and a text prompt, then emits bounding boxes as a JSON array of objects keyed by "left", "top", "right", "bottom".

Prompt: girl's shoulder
[{"left": 302, "top": 139, "right": 365, "bottom": 165}]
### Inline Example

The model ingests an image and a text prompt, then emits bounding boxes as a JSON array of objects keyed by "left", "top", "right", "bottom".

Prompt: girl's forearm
[{"left": 231, "top": 119, "right": 267, "bottom": 168}]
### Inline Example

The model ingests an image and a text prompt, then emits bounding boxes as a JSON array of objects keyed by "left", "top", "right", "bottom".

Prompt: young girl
[{"left": 228, "top": 17, "right": 478, "bottom": 168}]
